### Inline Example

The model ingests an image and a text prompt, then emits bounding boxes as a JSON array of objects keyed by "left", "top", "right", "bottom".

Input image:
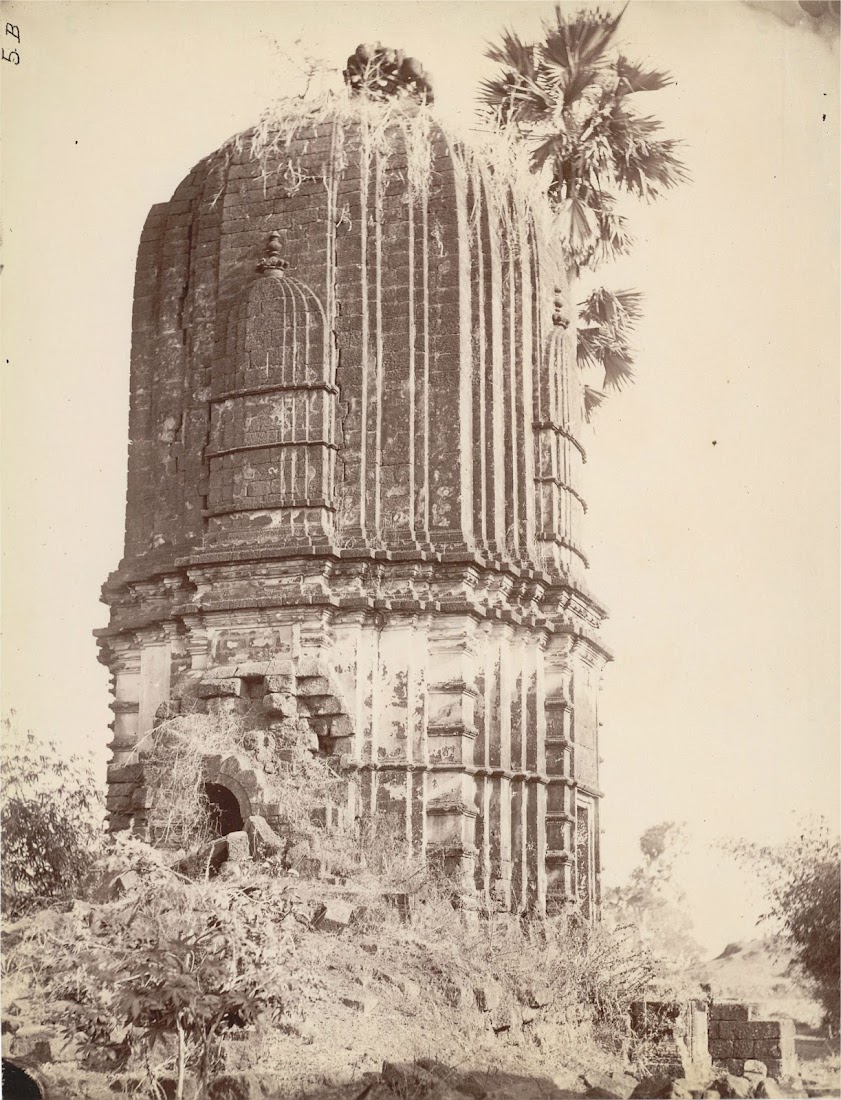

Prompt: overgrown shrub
[
  {"left": 139, "top": 711, "right": 249, "bottom": 851},
  {"left": 725, "top": 818, "right": 840, "bottom": 1033},
  {"left": 1, "top": 717, "right": 104, "bottom": 917},
  {"left": 5, "top": 852, "right": 288, "bottom": 1099}
]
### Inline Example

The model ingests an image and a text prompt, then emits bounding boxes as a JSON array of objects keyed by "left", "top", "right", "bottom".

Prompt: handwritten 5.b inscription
[{"left": 3, "top": 23, "right": 20, "bottom": 65}]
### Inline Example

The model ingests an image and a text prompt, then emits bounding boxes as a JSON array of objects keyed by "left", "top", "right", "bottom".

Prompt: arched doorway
[
  {"left": 2, "top": 1060, "right": 43, "bottom": 1099},
  {"left": 204, "top": 782, "right": 244, "bottom": 836}
]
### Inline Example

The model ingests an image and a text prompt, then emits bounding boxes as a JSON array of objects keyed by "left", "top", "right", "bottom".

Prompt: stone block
[
  {"left": 752, "top": 1081, "right": 782, "bottom": 1099},
  {"left": 245, "top": 814, "right": 287, "bottom": 858},
  {"left": 235, "top": 661, "right": 268, "bottom": 679},
  {"left": 203, "top": 665, "right": 239, "bottom": 680},
  {"left": 731, "top": 1042, "right": 754, "bottom": 1059},
  {"left": 107, "top": 763, "right": 145, "bottom": 784},
  {"left": 313, "top": 900, "right": 354, "bottom": 932},
  {"left": 582, "top": 1071, "right": 637, "bottom": 1100},
  {"left": 753, "top": 1041, "right": 782, "bottom": 1059},
  {"left": 264, "top": 673, "right": 294, "bottom": 693},
  {"left": 266, "top": 656, "right": 294, "bottom": 675},
  {"left": 11, "top": 1026, "right": 53, "bottom": 1063},
  {"left": 198, "top": 677, "right": 245, "bottom": 699},
  {"left": 226, "top": 831, "right": 250, "bottom": 861},
  {"left": 296, "top": 695, "right": 342, "bottom": 717},
  {"left": 131, "top": 786, "right": 153, "bottom": 809},
  {"left": 295, "top": 658, "right": 322, "bottom": 677},
  {"left": 711, "top": 1004, "right": 755, "bottom": 1022},
  {"left": 743, "top": 1060, "right": 767, "bottom": 1077},
  {"left": 262, "top": 692, "right": 296, "bottom": 717},
  {"left": 296, "top": 675, "right": 331, "bottom": 696},
  {"left": 630, "top": 1077, "right": 675, "bottom": 1099},
  {"left": 108, "top": 869, "right": 140, "bottom": 898},
  {"left": 712, "top": 1075, "right": 751, "bottom": 1099}
]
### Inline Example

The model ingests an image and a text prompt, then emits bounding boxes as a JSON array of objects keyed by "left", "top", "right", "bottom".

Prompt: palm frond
[
  {"left": 580, "top": 286, "right": 643, "bottom": 332},
  {"left": 479, "top": 73, "right": 555, "bottom": 124},
  {"left": 614, "top": 136, "right": 688, "bottom": 199},
  {"left": 615, "top": 55, "right": 674, "bottom": 94},
  {"left": 592, "top": 207, "right": 634, "bottom": 264},
  {"left": 558, "top": 195, "right": 599, "bottom": 256},
  {"left": 485, "top": 29, "right": 537, "bottom": 78},
  {"left": 547, "top": 5, "right": 624, "bottom": 69},
  {"left": 577, "top": 287, "right": 641, "bottom": 390},
  {"left": 601, "top": 345, "right": 634, "bottom": 390},
  {"left": 584, "top": 386, "right": 607, "bottom": 420},
  {"left": 576, "top": 323, "right": 604, "bottom": 372}
]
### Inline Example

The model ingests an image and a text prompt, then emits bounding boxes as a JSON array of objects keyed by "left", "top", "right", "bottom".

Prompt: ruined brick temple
[{"left": 96, "top": 98, "right": 610, "bottom": 916}]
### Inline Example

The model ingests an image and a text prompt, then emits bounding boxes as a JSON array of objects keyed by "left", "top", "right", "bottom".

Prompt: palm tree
[{"left": 480, "top": 5, "right": 687, "bottom": 413}]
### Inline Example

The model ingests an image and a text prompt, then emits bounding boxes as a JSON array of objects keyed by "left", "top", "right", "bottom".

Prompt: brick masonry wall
[
  {"left": 98, "top": 101, "right": 609, "bottom": 916},
  {"left": 708, "top": 1003, "right": 797, "bottom": 1078}
]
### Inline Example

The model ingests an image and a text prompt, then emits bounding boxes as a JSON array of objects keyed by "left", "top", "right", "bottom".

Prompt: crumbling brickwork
[
  {"left": 707, "top": 1003, "right": 797, "bottom": 1079},
  {"left": 96, "top": 101, "right": 609, "bottom": 916}
]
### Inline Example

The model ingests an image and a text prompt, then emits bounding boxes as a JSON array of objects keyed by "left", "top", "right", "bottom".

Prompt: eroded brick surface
[{"left": 97, "top": 102, "right": 608, "bottom": 916}]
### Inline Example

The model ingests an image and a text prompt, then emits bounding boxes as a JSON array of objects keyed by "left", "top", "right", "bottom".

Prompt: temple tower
[{"left": 96, "top": 99, "right": 609, "bottom": 917}]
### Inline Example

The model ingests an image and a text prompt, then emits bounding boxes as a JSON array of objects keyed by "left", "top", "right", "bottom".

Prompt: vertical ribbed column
[
  {"left": 518, "top": 215, "right": 537, "bottom": 564},
  {"left": 377, "top": 132, "right": 417, "bottom": 546},
  {"left": 333, "top": 123, "right": 369, "bottom": 545},
  {"left": 543, "top": 637, "right": 576, "bottom": 912},
  {"left": 424, "top": 135, "right": 473, "bottom": 549}
]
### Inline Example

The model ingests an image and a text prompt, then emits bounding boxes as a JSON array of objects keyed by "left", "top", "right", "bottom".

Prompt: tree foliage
[
  {"left": 1, "top": 717, "right": 104, "bottom": 916},
  {"left": 726, "top": 819, "right": 840, "bottom": 1031},
  {"left": 75, "top": 873, "right": 286, "bottom": 1098},
  {"left": 602, "top": 822, "right": 704, "bottom": 982},
  {"left": 480, "top": 6, "right": 687, "bottom": 410}
]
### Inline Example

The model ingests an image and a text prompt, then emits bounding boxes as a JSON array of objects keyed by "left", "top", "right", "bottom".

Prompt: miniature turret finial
[{"left": 257, "top": 231, "right": 289, "bottom": 274}]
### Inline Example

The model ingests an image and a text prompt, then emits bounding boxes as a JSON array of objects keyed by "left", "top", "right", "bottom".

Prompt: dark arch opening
[
  {"left": 2, "top": 1060, "right": 43, "bottom": 1099},
  {"left": 204, "top": 782, "right": 244, "bottom": 837}
]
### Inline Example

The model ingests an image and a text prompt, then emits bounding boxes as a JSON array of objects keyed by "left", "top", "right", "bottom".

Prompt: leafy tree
[
  {"left": 480, "top": 5, "right": 687, "bottom": 413},
  {"left": 1, "top": 717, "right": 104, "bottom": 916},
  {"left": 602, "top": 821, "right": 704, "bottom": 980},
  {"left": 726, "top": 819, "right": 840, "bottom": 1032}
]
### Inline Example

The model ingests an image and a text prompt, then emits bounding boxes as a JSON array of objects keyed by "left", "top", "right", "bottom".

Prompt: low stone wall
[
  {"left": 708, "top": 1002, "right": 796, "bottom": 1079},
  {"left": 629, "top": 1000, "right": 711, "bottom": 1079}
]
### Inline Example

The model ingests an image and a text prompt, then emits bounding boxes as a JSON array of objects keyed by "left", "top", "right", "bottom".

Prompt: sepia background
[{"left": 1, "top": 0, "right": 838, "bottom": 954}]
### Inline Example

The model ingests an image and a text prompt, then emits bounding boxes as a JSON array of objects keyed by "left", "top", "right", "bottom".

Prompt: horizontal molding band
[
  {"left": 212, "top": 380, "right": 338, "bottom": 402},
  {"left": 203, "top": 498, "right": 336, "bottom": 518},
  {"left": 346, "top": 761, "right": 576, "bottom": 786},
  {"left": 206, "top": 439, "right": 338, "bottom": 460},
  {"left": 427, "top": 723, "right": 478, "bottom": 740}
]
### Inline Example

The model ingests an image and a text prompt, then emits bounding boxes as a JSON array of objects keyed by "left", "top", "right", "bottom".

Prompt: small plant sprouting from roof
[
  {"left": 481, "top": 5, "right": 688, "bottom": 415},
  {"left": 344, "top": 43, "right": 434, "bottom": 104}
]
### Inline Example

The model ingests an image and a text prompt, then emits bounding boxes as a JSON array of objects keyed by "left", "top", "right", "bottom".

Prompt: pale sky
[{"left": 1, "top": 1, "right": 838, "bottom": 953}]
